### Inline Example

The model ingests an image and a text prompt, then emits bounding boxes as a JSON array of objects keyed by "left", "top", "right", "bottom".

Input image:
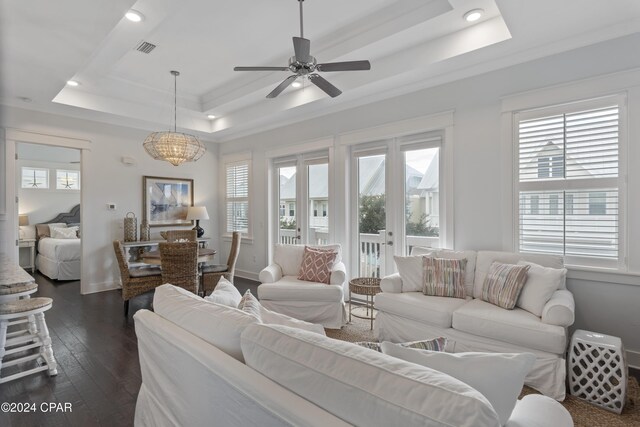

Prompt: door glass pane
[
  {"left": 404, "top": 147, "right": 440, "bottom": 255},
  {"left": 308, "top": 163, "right": 329, "bottom": 245},
  {"left": 278, "top": 166, "right": 297, "bottom": 244},
  {"left": 357, "top": 155, "right": 386, "bottom": 277}
]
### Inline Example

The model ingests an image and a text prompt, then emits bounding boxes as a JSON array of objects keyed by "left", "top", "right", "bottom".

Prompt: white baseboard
[
  {"left": 627, "top": 349, "right": 640, "bottom": 370},
  {"left": 235, "top": 269, "right": 260, "bottom": 282},
  {"left": 82, "top": 281, "right": 120, "bottom": 295}
]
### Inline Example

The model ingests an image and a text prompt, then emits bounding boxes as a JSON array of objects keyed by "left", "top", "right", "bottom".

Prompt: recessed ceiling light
[
  {"left": 207, "top": 114, "right": 216, "bottom": 119},
  {"left": 291, "top": 81, "right": 302, "bottom": 88},
  {"left": 125, "top": 10, "right": 144, "bottom": 22},
  {"left": 66, "top": 80, "right": 80, "bottom": 87},
  {"left": 463, "top": 9, "right": 483, "bottom": 22}
]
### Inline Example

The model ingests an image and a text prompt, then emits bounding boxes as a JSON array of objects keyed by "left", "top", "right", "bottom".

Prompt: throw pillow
[
  {"left": 481, "top": 262, "right": 530, "bottom": 309},
  {"left": 238, "top": 290, "right": 262, "bottom": 320},
  {"left": 51, "top": 227, "right": 78, "bottom": 239},
  {"left": 204, "top": 277, "right": 242, "bottom": 307},
  {"left": 297, "top": 246, "right": 338, "bottom": 284},
  {"left": 380, "top": 344, "right": 536, "bottom": 426},
  {"left": 422, "top": 257, "right": 467, "bottom": 298},
  {"left": 355, "top": 337, "right": 447, "bottom": 353},
  {"left": 516, "top": 261, "right": 567, "bottom": 317},
  {"left": 393, "top": 256, "right": 425, "bottom": 292}
]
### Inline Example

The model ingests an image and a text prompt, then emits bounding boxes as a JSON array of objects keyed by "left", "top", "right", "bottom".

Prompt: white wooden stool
[
  {"left": 0, "top": 282, "right": 38, "bottom": 336},
  {"left": 0, "top": 297, "right": 58, "bottom": 384},
  {"left": 568, "top": 329, "right": 627, "bottom": 414}
]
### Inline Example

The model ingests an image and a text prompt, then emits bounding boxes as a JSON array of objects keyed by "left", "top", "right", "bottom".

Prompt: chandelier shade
[{"left": 143, "top": 70, "right": 205, "bottom": 166}]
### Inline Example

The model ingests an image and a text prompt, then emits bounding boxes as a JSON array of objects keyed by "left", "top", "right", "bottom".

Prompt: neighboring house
[{"left": 279, "top": 165, "right": 329, "bottom": 231}]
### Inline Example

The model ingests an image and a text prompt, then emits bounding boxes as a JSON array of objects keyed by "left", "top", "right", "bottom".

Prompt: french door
[
  {"left": 274, "top": 154, "right": 330, "bottom": 246},
  {"left": 352, "top": 134, "right": 442, "bottom": 277}
]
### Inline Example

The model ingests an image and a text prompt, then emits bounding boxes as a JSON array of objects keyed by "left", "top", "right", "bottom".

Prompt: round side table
[{"left": 349, "top": 277, "right": 382, "bottom": 330}]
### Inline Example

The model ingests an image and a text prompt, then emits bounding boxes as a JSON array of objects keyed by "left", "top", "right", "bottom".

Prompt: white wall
[
  {"left": 219, "top": 34, "right": 640, "bottom": 366},
  {"left": 1, "top": 108, "right": 219, "bottom": 294}
]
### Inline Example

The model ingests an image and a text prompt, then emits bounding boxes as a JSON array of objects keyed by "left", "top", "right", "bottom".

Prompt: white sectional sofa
[
  {"left": 258, "top": 244, "right": 347, "bottom": 329},
  {"left": 134, "top": 284, "right": 573, "bottom": 427},
  {"left": 375, "top": 249, "right": 575, "bottom": 401}
]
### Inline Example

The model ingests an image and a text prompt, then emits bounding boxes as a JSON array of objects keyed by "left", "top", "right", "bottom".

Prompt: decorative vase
[
  {"left": 124, "top": 212, "right": 137, "bottom": 242},
  {"left": 140, "top": 219, "right": 150, "bottom": 241}
]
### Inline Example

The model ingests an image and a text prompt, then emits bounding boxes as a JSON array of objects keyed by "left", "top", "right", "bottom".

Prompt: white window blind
[
  {"left": 516, "top": 101, "right": 623, "bottom": 268},
  {"left": 21, "top": 167, "right": 49, "bottom": 189},
  {"left": 56, "top": 169, "right": 80, "bottom": 190},
  {"left": 225, "top": 161, "right": 250, "bottom": 235}
]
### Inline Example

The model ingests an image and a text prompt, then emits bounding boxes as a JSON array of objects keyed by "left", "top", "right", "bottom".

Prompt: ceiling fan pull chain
[{"left": 299, "top": 0, "right": 304, "bottom": 38}]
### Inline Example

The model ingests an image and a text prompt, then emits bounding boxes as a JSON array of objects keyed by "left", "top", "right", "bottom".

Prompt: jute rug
[{"left": 326, "top": 318, "right": 640, "bottom": 427}]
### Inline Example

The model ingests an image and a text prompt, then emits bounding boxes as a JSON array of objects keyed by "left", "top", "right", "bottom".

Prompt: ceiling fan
[{"left": 234, "top": 0, "right": 371, "bottom": 98}]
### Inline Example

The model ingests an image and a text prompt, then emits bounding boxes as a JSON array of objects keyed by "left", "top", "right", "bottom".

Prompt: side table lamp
[{"left": 186, "top": 206, "right": 209, "bottom": 238}]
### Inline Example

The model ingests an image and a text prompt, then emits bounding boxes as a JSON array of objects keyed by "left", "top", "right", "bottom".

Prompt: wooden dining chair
[
  {"left": 113, "top": 240, "right": 162, "bottom": 317},
  {"left": 159, "top": 241, "right": 199, "bottom": 294},
  {"left": 166, "top": 229, "right": 197, "bottom": 242},
  {"left": 202, "top": 232, "right": 241, "bottom": 295}
]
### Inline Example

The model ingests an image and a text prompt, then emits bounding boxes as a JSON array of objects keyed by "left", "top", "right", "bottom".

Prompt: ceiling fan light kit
[
  {"left": 234, "top": 0, "right": 371, "bottom": 98},
  {"left": 143, "top": 71, "right": 206, "bottom": 166}
]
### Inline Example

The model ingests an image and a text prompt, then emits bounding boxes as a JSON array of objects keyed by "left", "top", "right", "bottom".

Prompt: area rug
[{"left": 327, "top": 318, "right": 640, "bottom": 426}]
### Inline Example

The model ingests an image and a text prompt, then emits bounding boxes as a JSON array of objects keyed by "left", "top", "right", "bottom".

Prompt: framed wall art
[{"left": 143, "top": 176, "right": 194, "bottom": 227}]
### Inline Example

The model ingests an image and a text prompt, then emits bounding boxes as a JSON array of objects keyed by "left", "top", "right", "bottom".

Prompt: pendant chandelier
[{"left": 143, "top": 70, "right": 205, "bottom": 166}]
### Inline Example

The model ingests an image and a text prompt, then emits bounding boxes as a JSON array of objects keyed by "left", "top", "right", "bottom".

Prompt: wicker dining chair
[
  {"left": 159, "top": 241, "right": 199, "bottom": 294},
  {"left": 166, "top": 229, "right": 197, "bottom": 242},
  {"left": 113, "top": 240, "right": 162, "bottom": 317},
  {"left": 201, "top": 232, "right": 241, "bottom": 295}
]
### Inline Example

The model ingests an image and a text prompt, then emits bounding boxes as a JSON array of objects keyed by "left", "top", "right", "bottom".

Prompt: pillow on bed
[
  {"left": 51, "top": 227, "right": 78, "bottom": 239},
  {"left": 36, "top": 223, "right": 67, "bottom": 239}
]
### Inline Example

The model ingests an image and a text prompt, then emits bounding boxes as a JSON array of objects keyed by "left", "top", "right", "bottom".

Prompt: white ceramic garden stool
[
  {"left": 0, "top": 297, "right": 58, "bottom": 384},
  {"left": 568, "top": 329, "right": 627, "bottom": 414},
  {"left": 0, "top": 282, "right": 39, "bottom": 336}
]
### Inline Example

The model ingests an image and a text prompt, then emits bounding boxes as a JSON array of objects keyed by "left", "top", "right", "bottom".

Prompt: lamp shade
[
  {"left": 186, "top": 206, "right": 209, "bottom": 221},
  {"left": 19, "top": 214, "right": 29, "bottom": 226}
]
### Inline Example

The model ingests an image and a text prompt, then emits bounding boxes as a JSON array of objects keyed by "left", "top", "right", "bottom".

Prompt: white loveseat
[
  {"left": 375, "top": 249, "right": 575, "bottom": 401},
  {"left": 258, "top": 244, "right": 347, "bottom": 329},
  {"left": 134, "top": 284, "right": 573, "bottom": 427}
]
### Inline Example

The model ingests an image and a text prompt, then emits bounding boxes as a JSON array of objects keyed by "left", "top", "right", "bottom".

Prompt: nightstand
[{"left": 19, "top": 239, "right": 36, "bottom": 272}]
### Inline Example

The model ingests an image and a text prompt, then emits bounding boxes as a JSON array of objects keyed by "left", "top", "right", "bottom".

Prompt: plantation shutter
[
  {"left": 516, "top": 102, "right": 622, "bottom": 268},
  {"left": 226, "top": 162, "right": 250, "bottom": 234}
]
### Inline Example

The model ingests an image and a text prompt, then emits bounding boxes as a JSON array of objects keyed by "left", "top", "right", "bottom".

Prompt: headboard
[{"left": 43, "top": 204, "right": 81, "bottom": 225}]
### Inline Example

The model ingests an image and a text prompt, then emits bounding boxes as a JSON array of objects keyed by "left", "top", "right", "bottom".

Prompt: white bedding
[{"left": 38, "top": 237, "right": 81, "bottom": 262}]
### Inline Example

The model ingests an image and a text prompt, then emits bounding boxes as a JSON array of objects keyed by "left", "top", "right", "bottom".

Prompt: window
[
  {"left": 225, "top": 161, "right": 250, "bottom": 235},
  {"left": 516, "top": 99, "right": 623, "bottom": 268},
  {"left": 288, "top": 202, "right": 295, "bottom": 217},
  {"left": 21, "top": 167, "right": 49, "bottom": 189},
  {"left": 56, "top": 169, "right": 80, "bottom": 190}
]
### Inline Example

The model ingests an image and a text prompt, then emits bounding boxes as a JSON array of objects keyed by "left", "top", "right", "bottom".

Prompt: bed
[{"left": 35, "top": 204, "right": 81, "bottom": 281}]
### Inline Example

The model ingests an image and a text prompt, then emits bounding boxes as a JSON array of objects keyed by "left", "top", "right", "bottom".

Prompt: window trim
[
  {"left": 511, "top": 94, "right": 627, "bottom": 271},
  {"left": 224, "top": 159, "right": 252, "bottom": 240}
]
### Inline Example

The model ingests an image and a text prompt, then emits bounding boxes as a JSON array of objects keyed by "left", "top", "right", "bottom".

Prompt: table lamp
[{"left": 186, "top": 206, "right": 209, "bottom": 238}]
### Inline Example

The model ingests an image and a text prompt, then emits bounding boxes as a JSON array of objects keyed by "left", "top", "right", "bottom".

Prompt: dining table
[{"left": 140, "top": 247, "right": 217, "bottom": 265}]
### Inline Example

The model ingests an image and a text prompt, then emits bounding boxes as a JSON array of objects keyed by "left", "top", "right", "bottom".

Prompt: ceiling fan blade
[
  {"left": 309, "top": 74, "right": 342, "bottom": 98},
  {"left": 266, "top": 75, "right": 298, "bottom": 98},
  {"left": 316, "top": 60, "right": 371, "bottom": 72},
  {"left": 234, "top": 66, "right": 289, "bottom": 71},
  {"left": 293, "top": 37, "right": 311, "bottom": 63}
]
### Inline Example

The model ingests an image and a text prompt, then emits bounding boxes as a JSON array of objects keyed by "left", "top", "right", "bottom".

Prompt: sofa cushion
[
  {"left": 297, "top": 246, "right": 338, "bottom": 284},
  {"left": 241, "top": 324, "right": 500, "bottom": 427},
  {"left": 516, "top": 261, "right": 567, "bottom": 317},
  {"left": 393, "top": 256, "right": 424, "bottom": 292},
  {"left": 238, "top": 290, "right": 262, "bottom": 320},
  {"left": 481, "top": 262, "right": 530, "bottom": 309},
  {"left": 273, "top": 244, "right": 342, "bottom": 276},
  {"left": 452, "top": 299, "right": 567, "bottom": 354},
  {"left": 423, "top": 257, "right": 468, "bottom": 298},
  {"left": 153, "top": 284, "right": 260, "bottom": 362},
  {"left": 258, "top": 277, "right": 343, "bottom": 302},
  {"left": 380, "top": 344, "right": 536, "bottom": 426},
  {"left": 474, "top": 251, "right": 564, "bottom": 299},
  {"left": 204, "top": 277, "right": 242, "bottom": 307},
  {"left": 375, "top": 292, "right": 470, "bottom": 328}
]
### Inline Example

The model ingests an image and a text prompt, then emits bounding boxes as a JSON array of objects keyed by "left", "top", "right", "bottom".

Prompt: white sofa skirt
[
  {"left": 260, "top": 300, "right": 346, "bottom": 330},
  {"left": 375, "top": 311, "right": 567, "bottom": 401}
]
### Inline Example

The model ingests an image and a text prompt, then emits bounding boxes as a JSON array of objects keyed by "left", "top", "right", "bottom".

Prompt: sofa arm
[
  {"left": 330, "top": 262, "right": 347, "bottom": 286},
  {"left": 259, "top": 264, "right": 283, "bottom": 284},
  {"left": 380, "top": 273, "right": 403, "bottom": 293},
  {"left": 506, "top": 394, "right": 573, "bottom": 427},
  {"left": 541, "top": 290, "right": 575, "bottom": 327}
]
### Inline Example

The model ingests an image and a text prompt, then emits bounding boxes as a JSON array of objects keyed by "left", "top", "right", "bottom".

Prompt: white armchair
[{"left": 258, "top": 244, "right": 347, "bottom": 329}]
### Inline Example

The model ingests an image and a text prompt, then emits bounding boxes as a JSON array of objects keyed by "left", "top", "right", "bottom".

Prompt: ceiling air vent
[{"left": 135, "top": 41, "right": 156, "bottom": 54}]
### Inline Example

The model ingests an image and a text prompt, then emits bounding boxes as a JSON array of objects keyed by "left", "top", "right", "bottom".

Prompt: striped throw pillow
[
  {"left": 238, "top": 290, "right": 262, "bottom": 320},
  {"left": 422, "top": 257, "right": 467, "bottom": 299},
  {"left": 481, "top": 262, "right": 531, "bottom": 309},
  {"left": 355, "top": 337, "right": 447, "bottom": 353}
]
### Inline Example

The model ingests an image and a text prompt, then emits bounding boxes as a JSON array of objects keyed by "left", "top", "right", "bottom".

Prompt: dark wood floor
[{"left": 0, "top": 272, "right": 258, "bottom": 427}]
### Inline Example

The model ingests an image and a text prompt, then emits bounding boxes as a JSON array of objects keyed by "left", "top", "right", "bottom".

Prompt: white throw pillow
[
  {"left": 241, "top": 324, "right": 500, "bottom": 427},
  {"left": 393, "top": 255, "right": 424, "bottom": 292},
  {"left": 204, "top": 277, "right": 242, "bottom": 307},
  {"left": 381, "top": 343, "right": 535, "bottom": 426},
  {"left": 51, "top": 226, "right": 78, "bottom": 239},
  {"left": 516, "top": 261, "right": 567, "bottom": 317}
]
